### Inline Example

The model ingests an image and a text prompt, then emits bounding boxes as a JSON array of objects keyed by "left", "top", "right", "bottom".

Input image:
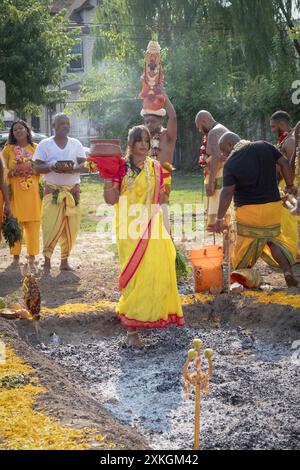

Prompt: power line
[{"left": 67, "top": 21, "right": 231, "bottom": 31}]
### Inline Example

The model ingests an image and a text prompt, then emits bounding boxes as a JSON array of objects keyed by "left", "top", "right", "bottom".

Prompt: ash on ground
[{"left": 38, "top": 326, "right": 300, "bottom": 450}]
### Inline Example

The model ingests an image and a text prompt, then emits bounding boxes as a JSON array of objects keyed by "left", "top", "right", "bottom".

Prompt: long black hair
[{"left": 7, "top": 120, "right": 34, "bottom": 147}]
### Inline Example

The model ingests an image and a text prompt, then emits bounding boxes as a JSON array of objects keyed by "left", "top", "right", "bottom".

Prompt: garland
[
  {"left": 83, "top": 161, "right": 97, "bottom": 173},
  {"left": 276, "top": 131, "right": 288, "bottom": 150},
  {"left": 228, "top": 140, "right": 251, "bottom": 160},
  {"left": 13, "top": 146, "right": 35, "bottom": 191},
  {"left": 150, "top": 132, "right": 162, "bottom": 159},
  {"left": 198, "top": 132, "right": 208, "bottom": 168},
  {"left": 39, "top": 181, "right": 44, "bottom": 201},
  {"left": 125, "top": 155, "right": 152, "bottom": 207}
]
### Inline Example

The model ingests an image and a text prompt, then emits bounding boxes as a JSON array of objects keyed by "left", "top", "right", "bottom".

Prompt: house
[{"left": 34, "top": 0, "right": 99, "bottom": 143}]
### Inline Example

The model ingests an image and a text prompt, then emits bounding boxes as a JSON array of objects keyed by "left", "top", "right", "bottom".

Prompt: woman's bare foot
[
  {"left": 284, "top": 272, "right": 298, "bottom": 287},
  {"left": 60, "top": 259, "right": 74, "bottom": 271},
  {"left": 127, "top": 330, "right": 143, "bottom": 348}
]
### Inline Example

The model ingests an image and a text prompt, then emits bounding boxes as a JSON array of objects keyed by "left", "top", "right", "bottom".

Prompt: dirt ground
[{"left": 1, "top": 234, "right": 300, "bottom": 450}]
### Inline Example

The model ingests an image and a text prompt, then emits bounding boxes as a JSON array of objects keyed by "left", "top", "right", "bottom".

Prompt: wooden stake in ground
[{"left": 182, "top": 338, "right": 213, "bottom": 450}]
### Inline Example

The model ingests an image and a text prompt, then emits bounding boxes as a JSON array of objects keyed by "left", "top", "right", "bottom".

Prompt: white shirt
[{"left": 33, "top": 136, "right": 86, "bottom": 186}]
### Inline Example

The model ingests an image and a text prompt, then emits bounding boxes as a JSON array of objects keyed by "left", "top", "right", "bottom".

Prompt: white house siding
[{"left": 39, "top": 0, "right": 99, "bottom": 145}]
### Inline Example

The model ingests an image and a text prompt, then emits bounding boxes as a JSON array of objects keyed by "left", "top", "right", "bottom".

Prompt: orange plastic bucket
[{"left": 189, "top": 245, "right": 224, "bottom": 292}]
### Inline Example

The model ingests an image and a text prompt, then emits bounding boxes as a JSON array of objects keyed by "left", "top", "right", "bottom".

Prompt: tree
[
  {"left": 78, "top": 0, "right": 300, "bottom": 169},
  {"left": 0, "top": 0, "right": 76, "bottom": 114}
]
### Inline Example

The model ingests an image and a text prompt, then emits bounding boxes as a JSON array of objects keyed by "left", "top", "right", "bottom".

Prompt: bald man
[
  {"left": 214, "top": 132, "right": 298, "bottom": 287},
  {"left": 195, "top": 110, "right": 229, "bottom": 227},
  {"left": 33, "top": 113, "right": 86, "bottom": 272}
]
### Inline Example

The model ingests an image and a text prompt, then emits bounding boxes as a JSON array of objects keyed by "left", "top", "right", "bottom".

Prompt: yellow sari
[
  {"left": 116, "top": 158, "right": 184, "bottom": 329},
  {"left": 279, "top": 180, "right": 298, "bottom": 260},
  {"left": 232, "top": 201, "right": 296, "bottom": 269}
]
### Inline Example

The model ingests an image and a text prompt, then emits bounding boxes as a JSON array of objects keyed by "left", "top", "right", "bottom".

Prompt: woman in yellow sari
[
  {"left": 104, "top": 125, "right": 183, "bottom": 347},
  {"left": 0, "top": 155, "right": 10, "bottom": 238},
  {"left": 2, "top": 121, "right": 42, "bottom": 267}
]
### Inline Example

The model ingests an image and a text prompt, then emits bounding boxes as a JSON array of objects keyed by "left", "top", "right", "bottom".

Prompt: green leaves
[
  {"left": 0, "top": 0, "right": 76, "bottom": 113},
  {"left": 2, "top": 213, "right": 22, "bottom": 248}
]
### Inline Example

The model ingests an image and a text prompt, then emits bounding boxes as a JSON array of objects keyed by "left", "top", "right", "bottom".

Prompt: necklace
[
  {"left": 228, "top": 140, "right": 251, "bottom": 160},
  {"left": 13, "top": 145, "right": 34, "bottom": 191},
  {"left": 277, "top": 130, "right": 292, "bottom": 149},
  {"left": 198, "top": 132, "right": 209, "bottom": 168},
  {"left": 150, "top": 130, "right": 163, "bottom": 159},
  {"left": 126, "top": 156, "right": 152, "bottom": 206}
]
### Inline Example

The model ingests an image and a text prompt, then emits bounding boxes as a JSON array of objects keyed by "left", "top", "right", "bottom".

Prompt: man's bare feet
[
  {"left": 60, "top": 259, "right": 74, "bottom": 271},
  {"left": 43, "top": 257, "right": 51, "bottom": 274},
  {"left": 127, "top": 330, "right": 143, "bottom": 348},
  {"left": 284, "top": 272, "right": 298, "bottom": 287},
  {"left": 28, "top": 256, "right": 35, "bottom": 268}
]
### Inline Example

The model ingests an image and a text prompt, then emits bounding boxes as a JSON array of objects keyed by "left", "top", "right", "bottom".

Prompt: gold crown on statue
[{"left": 146, "top": 41, "right": 161, "bottom": 55}]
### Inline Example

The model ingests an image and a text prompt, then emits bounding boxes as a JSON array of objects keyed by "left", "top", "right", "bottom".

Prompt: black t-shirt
[{"left": 223, "top": 141, "right": 282, "bottom": 207}]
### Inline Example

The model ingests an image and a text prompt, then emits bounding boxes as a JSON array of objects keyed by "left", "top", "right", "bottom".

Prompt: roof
[
  {"left": 51, "top": 0, "right": 74, "bottom": 14},
  {"left": 51, "top": 0, "right": 94, "bottom": 23}
]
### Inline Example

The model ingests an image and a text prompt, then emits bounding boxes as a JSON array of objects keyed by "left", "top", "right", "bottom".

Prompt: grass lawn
[{"left": 80, "top": 171, "right": 205, "bottom": 233}]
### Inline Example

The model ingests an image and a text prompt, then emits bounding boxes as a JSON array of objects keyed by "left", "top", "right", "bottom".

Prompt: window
[{"left": 68, "top": 40, "right": 84, "bottom": 72}]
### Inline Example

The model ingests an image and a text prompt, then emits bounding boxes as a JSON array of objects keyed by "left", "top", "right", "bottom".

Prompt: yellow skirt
[
  {"left": 232, "top": 201, "right": 296, "bottom": 269},
  {"left": 116, "top": 211, "right": 184, "bottom": 328},
  {"left": 116, "top": 160, "right": 183, "bottom": 329}
]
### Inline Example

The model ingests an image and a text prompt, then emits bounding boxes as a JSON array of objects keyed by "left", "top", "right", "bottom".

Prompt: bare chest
[{"left": 150, "top": 133, "right": 175, "bottom": 163}]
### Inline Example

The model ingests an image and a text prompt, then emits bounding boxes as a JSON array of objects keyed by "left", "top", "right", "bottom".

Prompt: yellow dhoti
[
  {"left": 42, "top": 184, "right": 81, "bottom": 260},
  {"left": 205, "top": 167, "right": 224, "bottom": 227},
  {"left": 116, "top": 158, "right": 183, "bottom": 329},
  {"left": 232, "top": 201, "right": 296, "bottom": 269},
  {"left": 279, "top": 180, "right": 298, "bottom": 261}
]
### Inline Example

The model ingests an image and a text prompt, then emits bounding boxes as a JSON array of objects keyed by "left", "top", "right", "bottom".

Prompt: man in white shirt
[{"left": 34, "top": 113, "right": 86, "bottom": 272}]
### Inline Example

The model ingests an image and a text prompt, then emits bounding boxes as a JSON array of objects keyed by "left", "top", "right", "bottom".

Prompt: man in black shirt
[{"left": 213, "top": 132, "right": 298, "bottom": 287}]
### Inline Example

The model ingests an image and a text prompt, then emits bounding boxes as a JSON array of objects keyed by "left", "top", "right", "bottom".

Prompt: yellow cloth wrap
[
  {"left": 279, "top": 180, "right": 298, "bottom": 258},
  {"left": 42, "top": 184, "right": 81, "bottom": 260},
  {"left": 294, "top": 176, "right": 300, "bottom": 256},
  {"left": 231, "top": 268, "right": 262, "bottom": 288},
  {"left": 232, "top": 201, "right": 296, "bottom": 269},
  {"left": 205, "top": 167, "right": 223, "bottom": 227},
  {"left": 115, "top": 160, "right": 183, "bottom": 329}
]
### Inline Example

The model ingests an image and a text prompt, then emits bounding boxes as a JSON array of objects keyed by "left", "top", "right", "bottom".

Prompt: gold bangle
[{"left": 104, "top": 186, "right": 116, "bottom": 192}]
